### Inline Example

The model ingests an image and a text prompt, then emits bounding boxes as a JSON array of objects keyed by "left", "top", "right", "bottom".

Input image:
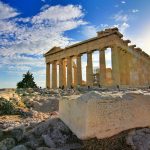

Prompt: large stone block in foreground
[{"left": 59, "top": 91, "right": 150, "bottom": 139}]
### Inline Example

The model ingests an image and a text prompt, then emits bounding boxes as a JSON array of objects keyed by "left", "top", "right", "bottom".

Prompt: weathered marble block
[{"left": 59, "top": 91, "right": 150, "bottom": 139}]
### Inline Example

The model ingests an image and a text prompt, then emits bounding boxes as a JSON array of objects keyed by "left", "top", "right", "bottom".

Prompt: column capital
[
  {"left": 47, "top": 62, "right": 51, "bottom": 65},
  {"left": 110, "top": 44, "right": 118, "bottom": 50},
  {"left": 52, "top": 60, "right": 57, "bottom": 63},
  {"left": 99, "top": 48, "right": 106, "bottom": 51},
  {"left": 66, "top": 56, "right": 73, "bottom": 60},
  {"left": 76, "top": 54, "right": 82, "bottom": 57},
  {"left": 59, "top": 59, "right": 63, "bottom": 65},
  {"left": 87, "top": 51, "right": 93, "bottom": 54}
]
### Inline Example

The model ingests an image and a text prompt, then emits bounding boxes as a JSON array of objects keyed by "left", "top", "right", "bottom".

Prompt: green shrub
[
  {"left": 0, "top": 98, "right": 16, "bottom": 115},
  {"left": 17, "top": 71, "right": 37, "bottom": 88}
]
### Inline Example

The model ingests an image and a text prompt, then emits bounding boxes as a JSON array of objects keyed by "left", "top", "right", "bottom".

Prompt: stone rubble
[
  {"left": 127, "top": 128, "right": 150, "bottom": 150},
  {"left": 0, "top": 88, "right": 150, "bottom": 150}
]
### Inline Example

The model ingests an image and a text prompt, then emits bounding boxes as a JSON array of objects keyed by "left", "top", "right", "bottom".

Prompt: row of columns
[
  {"left": 46, "top": 55, "right": 83, "bottom": 89},
  {"left": 46, "top": 46, "right": 150, "bottom": 88},
  {"left": 116, "top": 47, "right": 150, "bottom": 87},
  {"left": 46, "top": 49, "right": 109, "bottom": 89}
]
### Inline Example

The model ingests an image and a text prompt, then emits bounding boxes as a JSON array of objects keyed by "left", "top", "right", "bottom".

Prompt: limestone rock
[
  {"left": 24, "top": 134, "right": 40, "bottom": 149},
  {"left": 11, "top": 145, "right": 27, "bottom": 150},
  {"left": 42, "top": 134, "right": 56, "bottom": 148},
  {"left": 50, "top": 129, "right": 67, "bottom": 145},
  {"left": 0, "top": 138, "right": 16, "bottom": 150},
  {"left": 11, "top": 125, "right": 25, "bottom": 142},
  {"left": 36, "top": 147, "right": 56, "bottom": 150},
  {"left": 127, "top": 128, "right": 150, "bottom": 150},
  {"left": 33, "top": 101, "right": 42, "bottom": 109},
  {"left": 0, "top": 129, "right": 3, "bottom": 139},
  {"left": 76, "top": 91, "right": 102, "bottom": 101},
  {"left": 26, "top": 88, "right": 34, "bottom": 93},
  {"left": 60, "top": 90, "right": 150, "bottom": 139},
  {"left": 33, "top": 121, "right": 50, "bottom": 136}
]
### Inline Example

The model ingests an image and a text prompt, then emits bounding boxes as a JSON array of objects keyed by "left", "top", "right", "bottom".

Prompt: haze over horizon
[{"left": 0, "top": 0, "right": 150, "bottom": 88}]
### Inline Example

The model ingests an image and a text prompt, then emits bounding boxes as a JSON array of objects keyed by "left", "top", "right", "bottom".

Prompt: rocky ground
[{"left": 0, "top": 87, "right": 150, "bottom": 150}]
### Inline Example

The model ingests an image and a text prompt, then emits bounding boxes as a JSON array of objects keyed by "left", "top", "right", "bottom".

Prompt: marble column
[
  {"left": 87, "top": 52, "right": 93, "bottom": 86},
  {"left": 73, "top": 63, "right": 77, "bottom": 86},
  {"left": 99, "top": 50, "right": 106, "bottom": 86},
  {"left": 140, "top": 58, "right": 145, "bottom": 85},
  {"left": 146, "top": 60, "right": 150, "bottom": 85},
  {"left": 130, "top": 55, "right": 139, "bottom": 86},
  {"left": 121, "top": 51, "right": 127, "bottom": 85},
  {"left": 142, "top": 57, "right": 147, "bottom": 85},
  {"left": 118, "top": 50, "right": 124, "bottom": 85},
  {"left": 148, "top": 61, "right": 150, "bottom": 85},
  {"left": 46, "top": 63, "right": 50, "bottom": 89},
  {"left": 138, "top": 56, "right": 143, "bottom": 86},
  {"left": 62, "top": 59, "right": 67, "bottom": 87},
  {"left": 111, "top": 46, "right": 120, "bottom": 86},
  {"left": 59, "top": 59, "right": 63, "bottom": 88},
  {"left": 125, "top": 53, "right": 131, "bottom": 85},
  {"left": 77, "top": 54, "right": 82, "bottom": 86},
  {"left": 67, "top": 57, "right": 72, "bottom": 88},
  {"left": 52, "top": 61, "right": 57, "bottom": 88}
]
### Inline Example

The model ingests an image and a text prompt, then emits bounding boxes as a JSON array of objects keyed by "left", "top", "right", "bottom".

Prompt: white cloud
[
  {"left": 0, "top": 1, "right": 20, "bottom": 19},
  {"left": 114, "top": 22, "right": 129, "bottom": 34},
  {"left": 128, "top": 22, "right": 150, "bottom": 55},
  {"left": 114, "top": 5, "right": 119, "bottom": 8},
  {"left": 41, "top": 4, "right": 50, "bottom": 11},
  {"left": 41, "top": 0, "right": 46, "bottom": 2},
  {"left": 113, "top": 11, "right": 128, "bottom": 22},
  {"left": 81, "top": 25, "right": 97, "bottom": 38},
  {"left": 121, "top": 1, "right": 126, "bottom": 4},
  {"left": 132, "top": 9, "right": 139, "bottom": 13},
  {"left": 32, "top": 5, "right": 84, "bottom": 23},
  {"left": 81, "top": 24, "right": 109, "bottom": 38},
  {"left": 0, "top": 2, "right": 87, "bottom": 87},
  {"left": 0, "top": 4, "right": 86, "bottom": 57},
  {"left": 112, "top": 10, "right": 130, "bottom": 34}
]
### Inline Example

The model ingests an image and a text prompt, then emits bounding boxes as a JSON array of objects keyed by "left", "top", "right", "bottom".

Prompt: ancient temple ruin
[{"left": 44, "top": 28, "right": 150, "bottom": 88}]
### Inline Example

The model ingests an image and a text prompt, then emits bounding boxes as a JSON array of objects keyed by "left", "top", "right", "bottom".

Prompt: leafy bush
[
  {"left": 17, "top": 71, "right": 37, "bottom": 88},
  {"left": 0, "top": 98, "right": 16, "bottom": 115}
]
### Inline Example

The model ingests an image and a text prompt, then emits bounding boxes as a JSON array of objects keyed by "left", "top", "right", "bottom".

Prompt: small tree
[{"left": 17, "top": 71, "right": 37, "bottom": 88}]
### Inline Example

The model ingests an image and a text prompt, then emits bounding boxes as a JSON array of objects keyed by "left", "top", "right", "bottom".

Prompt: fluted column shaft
[
  {"left": 87, "top": 52, "right": 93, "bottom": 86},
  {"left": 142, "top": 57, "right": 147, "bottom": 85},
  {"left": 59, "top": 59, "right": 63, "bottom": 88},
  {"left": 77, "top": 54, "right": 82, "bottom": 85},
  {"left": 99, "top": 50, "right": 106, "bottom": 85},
  {"left": 111, "top": 46, "right": 120, "bottom": 86},
  {"left": 125, "top": 53, "right": 131, "bottom": 85},
  {"left": 73, "top": 64, "right": 77, "bottom": 86},
  {"left": 130, "top": 55, "right": 139, "bottom": 86},
  {"left": 52, "top": 61, "right": 57, "bottom": 88},
  {"left": 138, "top": 57, "right": 143, "bottom": 86},
  {"left": 46, "top": 63, "right": 50, "bottom": 89},
  {"left": 62, "top": 60, "right": 67, "bottom": 87},
  {"left": 67, "top": 57, "right": 72, "bottom": 88},
  {"left": 119, "top": 50, "right": 124, "bottom": 85}
]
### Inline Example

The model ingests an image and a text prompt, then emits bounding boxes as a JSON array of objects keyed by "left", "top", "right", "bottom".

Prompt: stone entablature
[{"left": 44, "top": 28, "right": 150, "bottom": 88}]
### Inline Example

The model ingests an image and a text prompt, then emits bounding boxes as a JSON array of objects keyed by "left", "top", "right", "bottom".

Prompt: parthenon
[{"left": 44, "top": 28, "right": 150, "bottom": 88}]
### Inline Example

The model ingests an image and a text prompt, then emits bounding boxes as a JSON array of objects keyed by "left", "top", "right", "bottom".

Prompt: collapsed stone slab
[{"left": 59, "top": 91, "right": 150, "bottom": 140}]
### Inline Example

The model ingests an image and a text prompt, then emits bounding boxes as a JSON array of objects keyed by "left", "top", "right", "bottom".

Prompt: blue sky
[{"left": 0, "top": 0, "right": 150, "bottom": 88}]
